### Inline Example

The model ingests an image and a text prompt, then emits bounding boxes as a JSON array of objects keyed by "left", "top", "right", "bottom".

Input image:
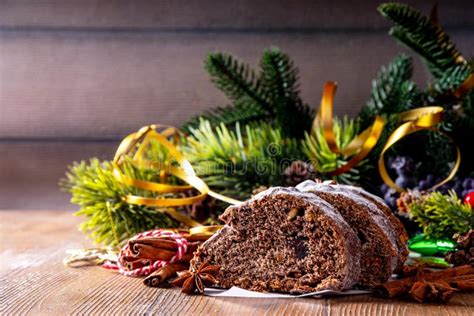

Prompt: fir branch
[
  {"left": 355, "top": 55, "right": 421, "bottom": 190},
  {"left": 389, "top": 26, "right": 441, "bottom": 77},
  {"left": 260, "top": 47, "right": 313, "bottom": 138},
  {"left": 182, "top": 99, "right": 267, "bottom": 131},
  {"left": 60, "top": 158, "right": 178, "bottom": 246},
  {"left": 182, "top": 119, "right": 303, "bottom": 198},
  {"left": 302, "top": 117, "right": 370, "bottom": 185},
  {"left": 378, "top": 3, "right": 462, "bottom": 77},
  {"left": 358, "top": 54, "right": 417, "bottom": 128},
  {"left": 183, "top": 48, "right": 313, "bottom": 138},
  {"left": 205, "top": 52, "right": 270, "bottom": 111},
  {"left": 408, "top": 191, "right": 474, "bottom": 239},
  {"left": 182, "top": 52, "right": 270, "bottom": 130},
  {"left": 359, "top": 55, "right": 420, "bottom": 170},
  {"left": 432, "top": 64, "right": 472, "bottom": 96}
]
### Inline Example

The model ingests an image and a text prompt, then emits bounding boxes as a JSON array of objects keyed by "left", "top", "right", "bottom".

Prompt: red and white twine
[{"left": 103, "top": 229, "right": 188, "bottom": 277}]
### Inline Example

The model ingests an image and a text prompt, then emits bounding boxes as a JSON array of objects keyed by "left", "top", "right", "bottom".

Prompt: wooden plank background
[{"left": 1, "top": 0, "right": 473, "bottom": 209}]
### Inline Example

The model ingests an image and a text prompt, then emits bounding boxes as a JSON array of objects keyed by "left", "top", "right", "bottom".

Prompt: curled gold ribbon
[
  {"left": 378, "top": 106, "right": 461, "bottom": 192},
  {"left": 113, "top": 124, "right": 240, "bottom": 229},
  {"left": 454, "top": 73, "right": 474, "bottom": 98},
  {"left": 314, "top": 82, "right": 462, "bottom": 192},
  {"left": 189, "top": 225, "right": 223, "bottom": 236},
  {"left": 313, "top": 82, "right": 385, "bottom": 176}
]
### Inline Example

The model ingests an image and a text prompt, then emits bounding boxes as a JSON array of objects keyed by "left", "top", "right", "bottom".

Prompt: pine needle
[
  {"left": 183, "top": 48, "right": 313, "bottom": 139},
  {"left": 408, "top": 191, "right": 474, "bottom": 239},
  {"left": 60, "top": 157, "right": 179, "bottom": 246},
  {"left": 378, "top": 3, "right": 462, "bottom": 78}
]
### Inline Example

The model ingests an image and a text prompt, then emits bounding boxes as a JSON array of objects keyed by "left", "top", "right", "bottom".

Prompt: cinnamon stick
[
  {"left": 127, "top": 239, "right": 201, "bottom": 260},
  {"left": 143, "top": 262, "right": 189, "bottom": 287},
  {"left": 446, "top": 274, "right": 474, "bottom": 290},
  {"left": 129, "top": 237, "right": 179, "bottom": 252},
  {"left": 128, "top": 244, "right": 177, "bottom": 261},
  {"left": 119, "top": 234, "right": 205, "bottom": 277},
  {"left": 419, "top": 265, "right": 474, "bottom": 281},
  {"left": 122, "top": 257, "right": 151, "bottom": 270},
  {"left": 449, "top": 280, "right": 474, "bottom": 291},
  {"left": 444, "top": 274, "right": 474, "bottom": 282},
  {"left": 400, "top": 265, "right": 433, "bottom": 277},
  {"left": 376, "top": 265, "right": 474, "bottom": 298},
  {"left": 177, "top": 254, "right": 194, "bottom": 263},
  {"left": 183, "top": 242, "right": 201, "bottom": 254},
  {"left": 120, "top": 239, "right": 199, "bottom": 271}
]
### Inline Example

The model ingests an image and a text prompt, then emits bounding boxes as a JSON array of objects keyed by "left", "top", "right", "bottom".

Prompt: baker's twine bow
[
  {"left": 313, "top": 81, "right": 462, "bottom": 193},
  {"left": 63, "top": 227, "right": 214, "bottom": 269},
  {"left": 103, "top": 229, "right": 188, "bottom": 277},
  {"left": 63, "top": 247, "right": 118, "bottom": 268}
]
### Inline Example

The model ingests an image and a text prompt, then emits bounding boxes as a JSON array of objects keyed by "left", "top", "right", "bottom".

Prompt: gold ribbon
[
  {"left": 313, "top": 82, "right": 385, "bottom": 176},
  {"left": 113, "top": 124, "right": 239, "bottom": 230},
  {"left": 189, "top": 225, "right": 223, "bottom": 236},
  {"left": 314, "top": 82, "right": 462, "bottom": 192},
  {"left": 378, "top": 106, "right": 461, "bottom": 192},
  {"left": 454, "top": 73, "right": 474, "bottom": 98}
]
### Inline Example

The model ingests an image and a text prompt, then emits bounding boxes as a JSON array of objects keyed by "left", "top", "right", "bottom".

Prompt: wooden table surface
[{"left": 1, "top": 210, "right": 473, "bottom": 315}]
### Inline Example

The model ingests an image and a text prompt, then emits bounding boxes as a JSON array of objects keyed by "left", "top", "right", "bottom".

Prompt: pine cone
[
  {"left": 445, "top": 229, "right": 474, "bottom": 267},
  {"left": 283, "top": 160, "right": 318, "bottom": 186},
  {"left": 396, "top": 190, "right": 425, "bottom": 216}
]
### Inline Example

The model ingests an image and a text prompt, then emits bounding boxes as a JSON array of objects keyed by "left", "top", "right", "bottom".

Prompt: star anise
[
  {"left": 170, "top": 261, "right": 220, "bottom": 294},
  {"left": 409, "top": 280, "right": 458, "bottom": 303}
]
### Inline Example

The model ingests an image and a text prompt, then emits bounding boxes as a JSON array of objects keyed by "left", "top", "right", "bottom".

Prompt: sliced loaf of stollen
[
  {"left": 296, "top": 180, "right": 407, "bottom": 287},
  {"left": 192, "top": 187, "right": 362, "bottom": 293}
]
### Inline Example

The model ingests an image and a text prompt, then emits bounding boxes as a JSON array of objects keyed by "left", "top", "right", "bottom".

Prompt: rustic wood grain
[
  {"left": 1, "top": 210, "right": 473, "bottom": 315},
  {"left": 0, "top": 142, "right": 117, "bottom": 210},
  {"left": 1, "top": 0, "right": 472, "bottom": 30},
  {"left": 1, "top": 0, "right": 473, "bottom": 212},
  {"left": 2, "top": 29, "right": 473, "bottom": 139}
]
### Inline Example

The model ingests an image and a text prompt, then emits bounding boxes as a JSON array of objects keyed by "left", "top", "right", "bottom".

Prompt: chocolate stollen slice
[
  {"left": 338, "top": 184, "right": 409, "bottom": 272},
  {"left": 296, "top": 180, "right": 399, "bottom": 288},
  {"left": 192, "top": 187, "right": 361, "bottom": 294}
]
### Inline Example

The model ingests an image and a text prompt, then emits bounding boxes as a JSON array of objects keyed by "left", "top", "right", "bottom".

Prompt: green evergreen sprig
[
  {"left": 302, "top": 117, "right": 370, "bottom": 185},
  {"left": 62, "top": 2, "right": 474, "bottom": 247},
  {"left": 205, "top": 52, "right": 269, "bottom": 110},
  {"left": 356, "top": 55, "right": 421, "bottom": 188},
  {"left": 358, "top": 54, "right": 417, "bottom": 128},
  {"left": 260, "top": 48, "right": 313, "bottom": 138},
  {"left": 184, "top": 48, "right": 313, "bottom": 138},
  {"left": 183, "top": 119, "right": 303, "bottom": 198},
  {"left": 60, "top": 158, "right": 178, "bottom": 246},
  {"left": 187, "top": 100, "right": 267, "bottom": 129},
  {"left": 378, "top": 3, "right": 462, "bottom": 78},
  {"left": 407, "top": 191, "right": 474, "bottom": 239},
  {"left": 432, "top": 64, "right": 472, "bottom": 96},
  {"left": 379, "top": 3, "right": 474, "bottom": 176},
  {"left": 183, "top": 52, "right": 269, "bottom": 130}
]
